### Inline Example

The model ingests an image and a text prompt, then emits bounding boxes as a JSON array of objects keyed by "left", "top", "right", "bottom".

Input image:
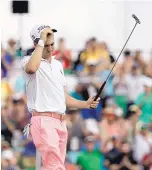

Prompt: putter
[{"left": 92, "top": 14, "right": 141, "bottom": 104}]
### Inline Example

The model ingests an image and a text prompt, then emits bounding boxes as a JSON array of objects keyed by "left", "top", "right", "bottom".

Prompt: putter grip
[
  {"left": 94, "top": 81, "right": 106, "bottom": 100},
  {"left": 90, "top": 81, "right": 106, "bottom": 109},
  {"left": 132, "top": 14, "right": 141, "bottom": 24}
]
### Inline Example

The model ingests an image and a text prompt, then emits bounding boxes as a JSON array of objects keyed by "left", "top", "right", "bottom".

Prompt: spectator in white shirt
[
  {"left": 133, "top": 124, "right": 151, "bottom": 163},
  {"left": 126, "top": 65, "right": 145, "bottom": 104}
]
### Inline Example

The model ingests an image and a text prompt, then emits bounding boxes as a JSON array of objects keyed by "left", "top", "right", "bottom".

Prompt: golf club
[{"left": 92, "top": 14, "right": 141, "bottom": 105}]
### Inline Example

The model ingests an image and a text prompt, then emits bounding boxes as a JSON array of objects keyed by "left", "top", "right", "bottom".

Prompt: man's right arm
[
  {"left": 25, "top": 46, "right": 44, "bottom": 74},
  {"left": 24, "top": 28, "right": 53, "bottom": 74}
]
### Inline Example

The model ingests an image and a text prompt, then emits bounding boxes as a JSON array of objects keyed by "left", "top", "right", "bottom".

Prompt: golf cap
[
  {"left": 128, "top": 104, "right": 139, "bottom": 112},
  {"left": 84, "top": 136, "right": 96, "bottom": 143},
  {"left": 86, "top": 59, "right": 98, "bottom": 66},
  {"left": 114, "top": 107, "right": 123, "bottom": 117},
  {"left": 30, "top": 24, "right": 57, "bottom": 42}
]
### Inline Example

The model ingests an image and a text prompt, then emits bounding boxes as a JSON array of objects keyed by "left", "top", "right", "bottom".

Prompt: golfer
[{"left": 21, "top": 24, "right": 100, "bottom": 170}]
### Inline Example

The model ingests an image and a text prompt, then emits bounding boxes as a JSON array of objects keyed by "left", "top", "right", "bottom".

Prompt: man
[
  {"left": 135, "top": 76, "right": 152, "bottom": 124},
  {"left": 126, "top": 65, "right": 144, "bottom": 106},
  {"left": 21, "top": 24, "right": 99, "bottom": 170},
  {"left": 104, "top": 139, "right": 139, "bottom": 170},
  {"left": 53, "top": 38, "right": 72, "bottom": 71},
  {"left": 133, "top": 124, "right": 152, "bottom": 164},
  {"left": 66, "top": 109, "right": 86, "bottom": 152},
  {"left": 76, "top": 135, "right": 103, "bottom": 170}
]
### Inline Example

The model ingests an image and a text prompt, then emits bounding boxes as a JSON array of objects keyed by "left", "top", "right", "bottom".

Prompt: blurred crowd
[{"left": 1, "top": 37, "right": 152, "bottom": 170}]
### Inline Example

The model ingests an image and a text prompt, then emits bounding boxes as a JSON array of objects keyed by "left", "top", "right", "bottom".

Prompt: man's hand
[
  {"left": 40, "top": 28, "right": 53, "bottom": 42},
  {"left": 64, "top": 87, "right": 100, "bottom": 109},
  {"left": 86, "top": 96, "right": 100, "bottom": 109}
]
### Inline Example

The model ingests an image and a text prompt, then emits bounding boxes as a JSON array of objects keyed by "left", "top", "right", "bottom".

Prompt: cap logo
[
  {"left": 37, "top": 25, "right": 50, "bottom": 33},
  {"left": 32, "top": 35, "right": 36, "bottom": 40}
]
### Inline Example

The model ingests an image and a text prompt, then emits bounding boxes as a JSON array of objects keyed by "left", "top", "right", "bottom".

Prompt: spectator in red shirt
[{"left": 53, "top": 38, "right": 72, "bottom": 71}]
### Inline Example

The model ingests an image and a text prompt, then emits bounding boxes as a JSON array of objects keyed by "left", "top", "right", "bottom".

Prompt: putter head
[{"left": 132, "top": 14, "right": 141, "bottom": 24}]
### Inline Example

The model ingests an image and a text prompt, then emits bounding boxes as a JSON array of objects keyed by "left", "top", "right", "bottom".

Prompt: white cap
[
  {"left": 84, "top": 136, "right": 96, "bottom": 142},
  {"left": 86, "top": 59, "right": 98, "bottom": 66},
  {"left": 2, "top": 150, "right": 13, "bottom": 160},
  {"left": 114, "top": 107, "right": 123, "bottom": 117},
  {"left": 13, "top": 92, "right": 25, "bottom": 100},
  {"left": 30, "top": 24, "right": 57, "bottom": 42}
]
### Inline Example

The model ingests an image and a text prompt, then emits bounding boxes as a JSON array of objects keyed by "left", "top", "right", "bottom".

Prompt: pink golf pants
[{"left": 30, "top": 116, "right": 68, "bottom": 170}]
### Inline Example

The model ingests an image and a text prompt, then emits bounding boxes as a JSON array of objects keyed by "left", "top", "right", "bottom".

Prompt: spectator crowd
[{"left": 1, "top": 36, "right": 152, "bottom": 170}]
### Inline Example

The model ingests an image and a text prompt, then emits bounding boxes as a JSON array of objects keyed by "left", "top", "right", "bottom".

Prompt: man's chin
[
  {"left": 43, "top": 53, "right": 52, "bottom": 59},
  {"left": 47, "top": 53, "right": 52, "bottom": 57}
]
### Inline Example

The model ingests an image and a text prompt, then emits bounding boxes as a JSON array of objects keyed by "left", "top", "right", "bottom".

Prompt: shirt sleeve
[{"left": 21, "top": 56, "right": 31, "bottom": 71}]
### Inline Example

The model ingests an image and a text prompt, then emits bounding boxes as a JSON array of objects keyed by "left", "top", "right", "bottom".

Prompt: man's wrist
[
  {"left": 38, "top": 39, "right": 44, "bottom": 47},
  {"left": 82, "top": 101, "right": 90, "bottom": 109},
  {"left": 77, "top": 100, "right": 89, "bottom": 109}
]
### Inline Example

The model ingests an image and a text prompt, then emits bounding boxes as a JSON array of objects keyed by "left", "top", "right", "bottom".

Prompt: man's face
[
  {"left": 75, "top": 84, "right": 83, "bottom": 93},
  {"left": 112, "top": 138, "right": 121, "bottom": 149},
  {"left": 105, "top": 113, "right": 116, "bottom": 122},
  {"left": 90, "top": 40, "right": 97, "bottom": 49},
  {"left": 88, "top": 65, "right": 96, "bottom": 74},
  {"left": 141, "top": 128, "right": 148, "bottom": 136},
  {"left": 144, "top": 86, "right": 152, "bottom": 93},
  {"left": 121, "top": 143, "right": 130, "bottom": 154},
  {"left": 86, "top": 142, "right": 94, "bottom": 151},
  {"left": 14, "top": 102, "right": 25, "bottom": 113},
  {"left": 132, "top": 67, "right": 141, "bottom": 76},
  {"left": 42, "top": 35, "right": 55, "bottom": 59},
  {"left": 135, "top": 50, "right": 141, "bottom": 57},
  {"left": 59, "top": 39, "right": 65, "bottom": 50},
  {"left": 130, "top": 113, "right": 139, "bottom": 123}
]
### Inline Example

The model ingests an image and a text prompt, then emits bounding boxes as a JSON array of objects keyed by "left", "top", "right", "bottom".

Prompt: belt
[{"left": 32, "top": 112, "right": 66, "bottom": 121}]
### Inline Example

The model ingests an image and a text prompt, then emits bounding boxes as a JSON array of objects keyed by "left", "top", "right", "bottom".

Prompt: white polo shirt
[{"left": 21, "top": 56, "right": 66, "bottom": 114}]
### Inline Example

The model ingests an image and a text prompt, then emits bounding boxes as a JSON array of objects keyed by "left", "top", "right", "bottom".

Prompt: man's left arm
[{"left": 64, "top": 87, "right": 100, "bottom": 109}]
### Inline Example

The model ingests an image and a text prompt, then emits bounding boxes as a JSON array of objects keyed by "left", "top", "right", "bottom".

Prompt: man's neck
[{"left": 42, "top": 56, "right": 52, "bottom": 63}]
